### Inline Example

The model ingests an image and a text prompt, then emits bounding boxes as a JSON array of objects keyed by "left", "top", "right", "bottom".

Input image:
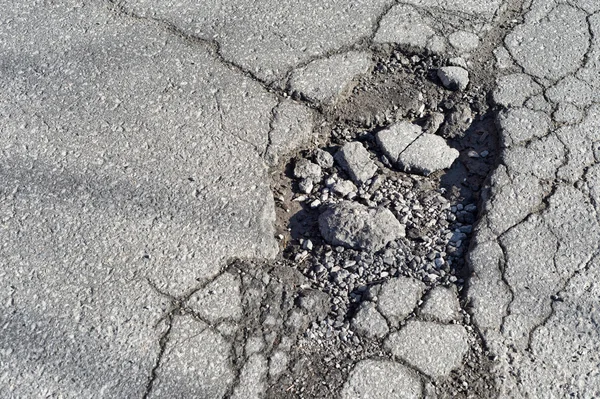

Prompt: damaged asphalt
[{"left": 1, "top": 0, "right": 599, "bottom": 398}]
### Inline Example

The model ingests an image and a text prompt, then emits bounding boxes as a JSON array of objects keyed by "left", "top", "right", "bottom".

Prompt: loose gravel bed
[{"left": 267, "top": 46, "right": 499, "bottom": 398}]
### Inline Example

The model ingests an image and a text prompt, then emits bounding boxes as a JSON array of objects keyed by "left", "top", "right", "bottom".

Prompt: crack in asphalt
[
  {"left": 142, "top": 314, "right": 174, "bottom": 399},
  {"left": 525, "top": 249, "right": 600, "bottom": 352},
  {"left": 100, "top": 0, "right": 600, "bottom": 396},
  {"left": 262, "top": 99, "right": 283, "bottom": 159}
]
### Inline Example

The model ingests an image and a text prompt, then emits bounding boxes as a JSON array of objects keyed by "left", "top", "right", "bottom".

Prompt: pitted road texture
[
  {"left": 1, "top": 0, "right": 598, "bottom": 398},
  {"left": 467, "top": 0, "right": 600, "bottom": 397}
]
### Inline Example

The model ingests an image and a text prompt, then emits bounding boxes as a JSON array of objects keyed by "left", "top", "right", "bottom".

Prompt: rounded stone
[
  {"left": 437, "top": 66, "right": 469, "bottom": 91},
  {"left": 318, "top": 201, "right": 405, "bottom": 252}
]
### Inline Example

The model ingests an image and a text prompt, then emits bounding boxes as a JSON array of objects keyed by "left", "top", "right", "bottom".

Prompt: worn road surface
[{"left": 1, "top": 0, "right": 599, "bottom": 398}]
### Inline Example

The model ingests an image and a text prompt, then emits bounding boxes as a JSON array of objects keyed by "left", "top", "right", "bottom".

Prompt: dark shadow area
[{"left": 441, "top": 109, "right": 500, "bottom": 205}]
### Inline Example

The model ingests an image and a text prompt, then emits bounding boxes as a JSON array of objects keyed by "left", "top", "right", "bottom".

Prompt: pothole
[{"left": 264, "top": 46, "right": 500, "bottom": 398}]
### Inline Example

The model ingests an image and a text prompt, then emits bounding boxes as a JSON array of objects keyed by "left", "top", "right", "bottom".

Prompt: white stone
[{"left": 438, "top": 66, "right": 469, "bottom": 91}]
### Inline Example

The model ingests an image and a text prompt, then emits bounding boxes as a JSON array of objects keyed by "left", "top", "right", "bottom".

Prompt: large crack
[
  {"left": 525, "top": 248, "right": 600, "bottom": 352},
  {"left": 103, "top": 0, "right": 286, "bottom": 96}
]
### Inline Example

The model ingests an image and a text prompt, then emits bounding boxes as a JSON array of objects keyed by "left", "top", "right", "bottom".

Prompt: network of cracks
[{"left": 236, "top": 47, "right": 504, "bottom": 398}]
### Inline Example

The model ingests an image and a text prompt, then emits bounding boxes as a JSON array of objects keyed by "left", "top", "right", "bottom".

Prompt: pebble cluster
[{"left": 285, "top": 138, "right": 479, "bottom": 342}]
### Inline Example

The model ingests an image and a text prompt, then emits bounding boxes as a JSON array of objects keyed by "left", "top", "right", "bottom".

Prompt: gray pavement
[{"left": 1, "top": 0, "right": 599, "bottom": 398}]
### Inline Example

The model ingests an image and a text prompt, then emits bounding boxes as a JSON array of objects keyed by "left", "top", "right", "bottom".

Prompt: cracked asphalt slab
[{"left": 1, "top": 0, "right": 599, "bottom": 398}]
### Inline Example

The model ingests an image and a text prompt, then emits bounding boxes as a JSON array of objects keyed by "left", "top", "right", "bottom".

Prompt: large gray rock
[
  {"left": 334, "top": 142, "right": 378, "bottom": 185},
  {"left": 437, "top": 66, "right": 470, "bottom": 91},
  {"left": 376, "top": 121, "right": 422, "bottom": 163},
  {"left": 315, "top": 149, "right": 334, "bottom": 169},
  {"left": 293, "top": 159, "right": 322, "bottom": 181},
  {"left": 386, "top": 321, "right": 469, "bottom": 378},
  {"left": 398, "top": 134, "right": 460, "bottom": 176},
  {"left": 377, "top": 122, "right": 459, "bottom": 176},
  {"left": 341, "top": 359, "right": 422, "bottom": 399},
  {"left": 319, "top": 202, "right": 405, "bottom": 251}
]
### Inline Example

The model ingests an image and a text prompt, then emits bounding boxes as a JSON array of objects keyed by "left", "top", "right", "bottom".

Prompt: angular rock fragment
[
  {"left": 332, "top": 179, "right": 357, "bottom": 197},
  {"left": 425, "top": 112, "right": 445, "bottom": 134},
  {"left": 386, "top": 321, "right": 469, "bottom": 378},
  {"left": 341, "top": 359, "right": 422, "bottom": 399},
  {"left": 398, "top": 134, "right": 459, "bottom": 176},
  {"left": 437, "top": 66, "right": 469, "bottom": 91},
  {"left": 376, "top": 122, "right": 459, "bottom": 175},
  {"left": 334, "top": 142, "right": 377, "bottom": 185},
  {"left": 298, "top": 178, "right": 313, "bottom": 194},
  {"left": 315, "top": 149, "right": 334, "bottom": 169},
  {"left": 293, "top": 159, "right": 322, "bottom": 181},
  {"left": 318, "top": 201, "right": 405, "bottom": 251},
  {"left": 439, "top": 103, "right": 473, "bottom": 138},
  {"left": 376, "top": 121, "right": 421, "bottom": 163}
]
